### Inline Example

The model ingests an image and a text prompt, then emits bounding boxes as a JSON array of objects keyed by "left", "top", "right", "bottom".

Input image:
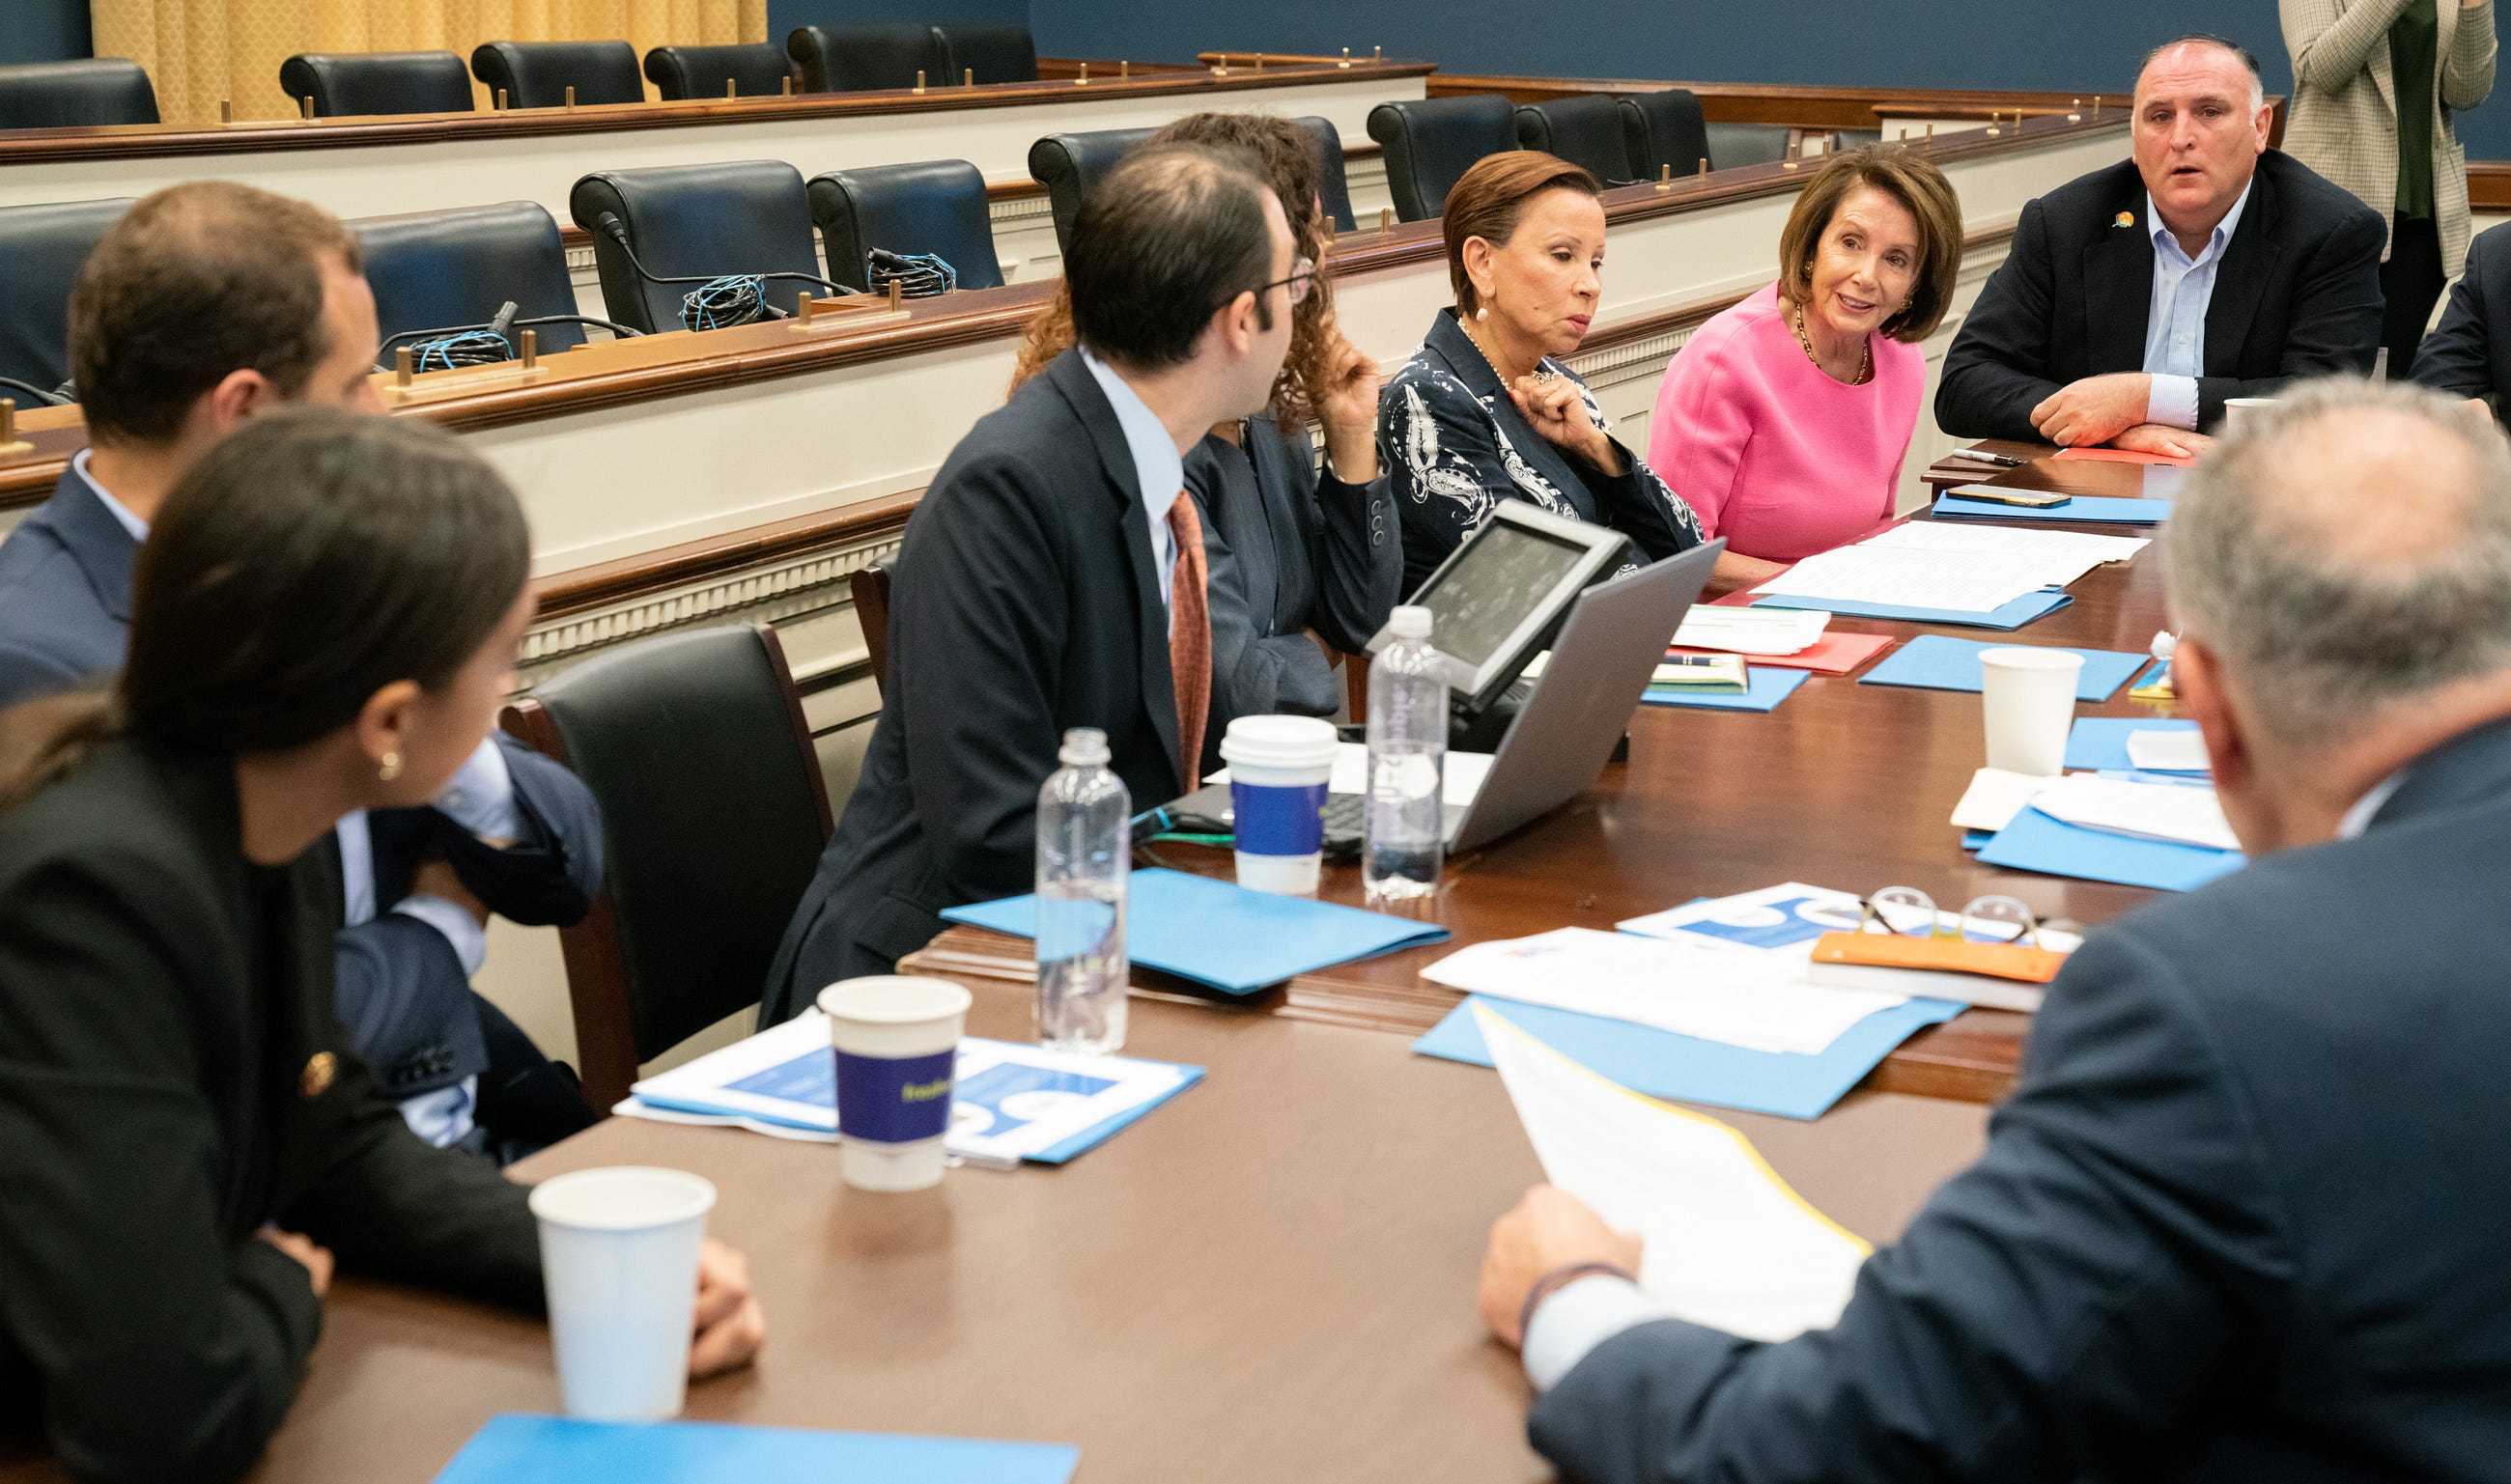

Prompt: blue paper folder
[
  {"left": 1859, "top": 633, "right": 2146, "bottom": 702},
  {"left": 1413, "top": 993, "right": 1964, "bottom": 1122},
  {"left": 1933, "top": 494, "right": 2173, "bottom": 524},
  {"left": 1638, "top": 667, "right": 1808, "bottom": 712},
  {"left": 1752, "top": 588, "right": 2073, "bottom": 630},
  {"left": 1977, "top": 805, "right": 2243, "bottom": 892},
  {"left": 433, "top": 1415, "right": 1081, "bottom": 1484},
  {"left": 1961, "top": 828, "right": 1993, "bottom": 850},
  {"left": 941, "top": 867, "right": 1450, "bottom": 994},
  {"left": 2065, "top": 716, "right": 2204, "bottom": 772}
]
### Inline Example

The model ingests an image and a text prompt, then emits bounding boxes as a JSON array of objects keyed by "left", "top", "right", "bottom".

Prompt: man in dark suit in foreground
[
  {"left": 1479, "top": 377, "right": 2511, "bottom": 1481},
  {"left": 0, "top": 182, "right": 600, "bottom": 1160},
  {"left": 2411, "top": 218, "right": 2511, "bottom": 404},
  {"left": 762, "top": 146, "right": 1302, "bottom": 1020},
  {"left": 1936, "top": 36, "right": 2384, "bottom": 455}
]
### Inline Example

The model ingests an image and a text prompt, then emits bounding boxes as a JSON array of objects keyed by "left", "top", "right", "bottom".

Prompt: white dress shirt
[
  {"left": 1080, "top": 348, "right": 1184, "bottom": 634},
  {"left": 2142, "top": 182, "right": 2254, "bottom": 430},
  {"left": 69, "top": 450, "right": 150, "bottom": 543},
  {"left": 1519, "top": 754, "right": 2423, "bottom": 1393}
]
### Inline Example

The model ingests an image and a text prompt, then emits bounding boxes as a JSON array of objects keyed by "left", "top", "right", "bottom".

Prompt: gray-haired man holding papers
[{"left": 1480, "top": 378, "right": 2511, "bottom": 1482}]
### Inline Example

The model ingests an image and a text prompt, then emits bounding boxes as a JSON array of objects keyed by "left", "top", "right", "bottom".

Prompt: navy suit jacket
[
  {"left": 1187, "top": 412, "right": 1400, "bottom": 719},
  {"left": 760, "top": 349, "right": 1200, "bottom": 1022},
  {"left": 0, "top": 467, "right": 603, "bottom": 1104},
  {"left": 1531, "top": 716, "right": 2511, "bottom": 1484},
  {"left": 1935, "top": 151, "right": 2385, "bottom": 439},
  {"left": 2410, "top": 218, "right": 2511, "bottom": 397}
]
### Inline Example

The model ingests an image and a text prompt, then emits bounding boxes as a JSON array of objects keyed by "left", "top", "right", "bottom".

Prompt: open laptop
[{"left": 1171, "top": 536, "right": 1724, "bottom": 855}]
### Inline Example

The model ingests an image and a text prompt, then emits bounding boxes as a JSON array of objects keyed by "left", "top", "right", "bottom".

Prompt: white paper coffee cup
[
  {"left": 818, "top": 976, "right": 972, "bottom": 1191},
  {"left": 1218, "top": 714, "right": 1340, "bottom": 895},
  {"left": 529, "top": 1165, "right": 716, "bottom": 1422},
  {"left": 1980, "top": 647, "right": 2084, "bottom": 777},
  {"left": 2222, "top": 397, "right": 2276, "bottom": 429}
]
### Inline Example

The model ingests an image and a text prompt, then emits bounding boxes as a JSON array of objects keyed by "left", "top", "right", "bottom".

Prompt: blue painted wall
[
  {"left": 1026, "top": 0, "right": 2511, "bottom": 160},
  {"left": 2, "top": 0, "right": 92, "bottom": 65}
]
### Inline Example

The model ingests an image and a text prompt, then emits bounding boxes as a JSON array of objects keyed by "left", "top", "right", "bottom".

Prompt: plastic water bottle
[
  {"left": 1034, "top": 727, "right": 1129, "bottom": 1053},
  {"left": 1365, "top": 605, "right": 1449, "bottom": 901}
]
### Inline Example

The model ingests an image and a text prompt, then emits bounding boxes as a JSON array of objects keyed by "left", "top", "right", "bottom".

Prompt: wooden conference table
[
  {"left": 0, "top": 444, "right": 2172, "bottom": 1484},
  {"left": 906, "top": 443, "right": 2187, "bottom": 1106}
]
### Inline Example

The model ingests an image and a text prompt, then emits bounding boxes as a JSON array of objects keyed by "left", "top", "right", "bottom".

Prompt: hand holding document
[
  {"left": 1480, "top": 1007, "right": 1870, "bottom": 1342},
  {"left": 1422, "top": 927, "right": 1907, "bottom": 1056}
]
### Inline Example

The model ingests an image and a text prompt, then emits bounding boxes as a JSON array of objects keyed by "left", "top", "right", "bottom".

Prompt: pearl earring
[
  {"left": 378, "top": 751, "right": 403, "bottom": 783},
  {"left": 1476, "top": 304, "right": 1489, "bottom": 322}
]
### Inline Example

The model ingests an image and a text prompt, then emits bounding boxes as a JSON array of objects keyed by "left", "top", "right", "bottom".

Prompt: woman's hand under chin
[{"left": 1509, "top": 372, "right": 1625, "bottom": 474}]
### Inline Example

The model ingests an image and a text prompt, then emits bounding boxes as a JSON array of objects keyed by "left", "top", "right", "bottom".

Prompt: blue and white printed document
[
  {"left": 621, "top": 1012, "right": 1201, "bottom": 1164},
  {"left": 433, "top": 1414, "right": 1079, "bottom": 1484}
]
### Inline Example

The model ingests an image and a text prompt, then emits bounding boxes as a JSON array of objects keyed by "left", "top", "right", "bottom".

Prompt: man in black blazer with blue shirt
[
  {"left": 1936, "top": 37, "right": 2384, "bottom": 454},
  {"left": 1478, "top": 378, "right": 2511, "bottom": 1482},
  {"left": 762, "top": 145, "right": 1303, "bottom": 1021},
  {"left": 0, "top": 182, "right": 600, "bottom": 1159}
]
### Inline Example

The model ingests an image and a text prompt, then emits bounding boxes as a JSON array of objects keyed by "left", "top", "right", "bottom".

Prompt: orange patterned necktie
[{"left": 1166, "top": 491, "right": 1211, "bottom": 793}]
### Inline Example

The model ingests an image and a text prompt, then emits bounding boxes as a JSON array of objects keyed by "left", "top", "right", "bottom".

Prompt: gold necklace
[{"left": 1792, "top": 302, "right": 1873, "bottom": 386}]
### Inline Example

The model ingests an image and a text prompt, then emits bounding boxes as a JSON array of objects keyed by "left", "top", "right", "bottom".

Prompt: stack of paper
[
  {"left": 1479, "top": 1009, "right": 1870, "bottom": 1342},
  {"left": 1751, "top": 520, "right": 2147, "bottom": 627},
  {"left": 2028, "top": 772, "right": 2241, "bottom": 851},
  {"left": 621, "top": 1012, "right": 1202, "bottom": 1165},
  {"left": 1420, "top": 927, "right": 1906, "bottom": 1056},
  {"left": 2063, "top": 717, "right": 2205, "bottom": 772},
  {"left": 1671, "top": 604, "right": 1829, "bottom": 656}
]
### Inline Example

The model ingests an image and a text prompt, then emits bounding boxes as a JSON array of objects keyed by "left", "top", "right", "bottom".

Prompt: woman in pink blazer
[{"left": 1649, "top": 147, "right": 1965, "bottom": 589}]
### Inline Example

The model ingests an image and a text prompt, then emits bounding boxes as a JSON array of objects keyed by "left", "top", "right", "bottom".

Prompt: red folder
[{"left": 1668, "top": 630, "right": 1896, "bottom": 676}]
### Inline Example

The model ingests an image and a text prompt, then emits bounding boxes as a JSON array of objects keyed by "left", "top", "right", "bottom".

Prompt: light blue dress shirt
[
  {"left": 2141, "top": 182, "right": 2253, "bottom": 430},
  {"left": 77, "top": 451, "right": 522, "bottom": 1149},
  {"left": 1080, "top": 348, "right": 1183, "bottom": 633}
]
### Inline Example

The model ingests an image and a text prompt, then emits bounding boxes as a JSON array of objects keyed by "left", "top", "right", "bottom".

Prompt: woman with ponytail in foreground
[{"left": 0, "top": 409, "right": 762, "bottom": 1484}]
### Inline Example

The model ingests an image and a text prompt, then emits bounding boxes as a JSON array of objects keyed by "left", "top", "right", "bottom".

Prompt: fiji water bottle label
[
  {"left": 832, "top": 1048, "right": 956, "bottom": 1144},
  {"left": 1230, "top": 778, "right": 1328, "bottom": 855}
]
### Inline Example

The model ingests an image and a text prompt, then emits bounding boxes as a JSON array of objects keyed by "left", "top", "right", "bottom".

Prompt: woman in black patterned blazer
[{"left": 1379, "top": 151, "right": 1704, "bottom": 591}]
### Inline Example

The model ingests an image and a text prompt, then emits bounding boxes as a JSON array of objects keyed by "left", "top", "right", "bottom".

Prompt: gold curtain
[{"left": 92, "top": 0, "right": 766, "bottom": 126}]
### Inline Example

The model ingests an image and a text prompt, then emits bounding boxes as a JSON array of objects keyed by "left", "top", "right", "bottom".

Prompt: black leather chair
[
  {"left": 1028, "top": 126, "right": 1155, "bottom": 253},
  {"left": 352, "top": 202, "right": 589, "bottom": 355},
  {"left": 1367, "top": 95, "right": 1516, "bottom": 221},
  {"left": 935, "top": 23, "right": 1038, "bottom": 84},
  {"left": 0, "top": 60, "right": 159, "bottom": 129},
  {"left": 470, "top": 41, "right": 643, "bottom": 108},
  {"left": 570, "top": 160, "right": 821, "bottom": 333},
  {"left": 1707, "top": 121, "right": 1790, "bottom": 168},
  {"left": 279, "top": 51, "right": 474, "bottom": 118},
  {"left": 1618, "top": 89, "right": 1713, "bottom": 179},
  {"left": 785, "top": 23, "right": 946, "bottom": 93},
  {"left": 806, "top": 160, "right": 1002, "bottom": 293},
  {"left": 1515, "top": 96, "right": 1636, "bottom": 184},
  {"left": 0, "top": 197, "right": 130, "bottom": 399},
  {"left": 500, "top": 624, "right": 833, "bottom": 1110},
  {"left": 1290, "top": 116, "right": 1359, "bottom": 233},
  {"left": 642, "top": 42, "right": 791, "bottom": 100}
]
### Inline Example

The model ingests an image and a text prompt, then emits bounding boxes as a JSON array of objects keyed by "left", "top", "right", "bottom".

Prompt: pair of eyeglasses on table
[{"left": 1855, "top": 885, "right": 2078, "bottom": 951}]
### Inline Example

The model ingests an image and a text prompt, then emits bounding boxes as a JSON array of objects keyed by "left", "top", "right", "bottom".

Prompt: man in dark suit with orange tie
[{"left": 762, "top": 145, "right": 1307, "bottom": 1019}]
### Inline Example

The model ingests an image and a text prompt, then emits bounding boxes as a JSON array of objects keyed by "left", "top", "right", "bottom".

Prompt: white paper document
[
  {"left": 1671, "top": 604, "right": 1830, "bottom": 656},
  {"left": 2029, "top": 773, "right": 2241, "bottom": 852},
  {"left": 622, "top": 1012, "right": 1192, "bottom": 1164},
  {"left": 1479, "top": 1008, "right": 1871, "bottom": 1342},
  {"left": 1863, "top": 519, "right": 2150, "bottom": 584},
  {"left": 1951, "top": 767, "right": 2055, "bottom": 831},
  {"left": 1752, "top": 545, "right": 2057, "bottom": 615},
  {"left": 2126, "top": 728, "right": 2211, "bottom": 772},
  {"left": 1421, "top": 927, "right": 1906, "bottom": 1056}
]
